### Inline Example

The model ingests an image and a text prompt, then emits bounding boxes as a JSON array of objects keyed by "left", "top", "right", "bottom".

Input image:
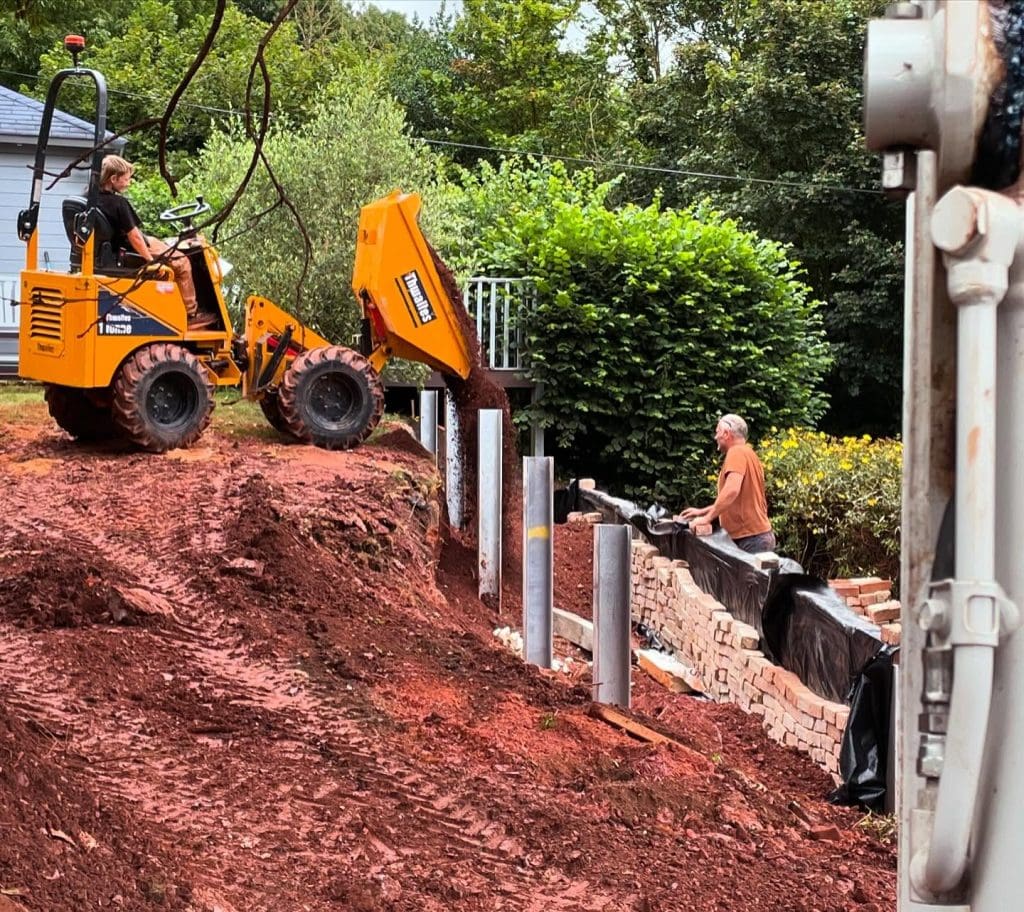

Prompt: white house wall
[
  {"left": 0, "top": 146, "right": 87, "bottom": 367},
  {"left": 0, "top": 146, "right": 87, "bottom": 277}
]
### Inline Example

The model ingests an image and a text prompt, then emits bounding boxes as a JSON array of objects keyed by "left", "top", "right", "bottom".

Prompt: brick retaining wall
[
  {"left": 829, "top": 577, "right": 901, "bottom": 646},
  {"left": 631, "top": 541, "right": 849, "bottom": 779}
]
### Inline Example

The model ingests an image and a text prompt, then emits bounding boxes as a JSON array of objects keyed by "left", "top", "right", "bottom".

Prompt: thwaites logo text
[
  {"left": 400, "top": 270, "right": 437, "bottom": 325},
  {"left": 97, "top": 290, "right": 175, "bottom": 337}
]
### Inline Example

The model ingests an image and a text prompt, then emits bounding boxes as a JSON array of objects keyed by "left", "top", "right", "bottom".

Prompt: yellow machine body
[
  {"left": 20, "top": 233, "right": 242, "bottom": 391},
  {"left": 353, "top": 191, "right": 473, "bottom": 380},
  {"left": 241, "top": 295, "right": 331, "bottom": 397},
  {"left": 16, "top": 55, "right": 473, "bottom": 452}
]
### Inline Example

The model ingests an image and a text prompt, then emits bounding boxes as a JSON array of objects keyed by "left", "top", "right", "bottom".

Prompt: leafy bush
[
  {"left": 457, "top": 160, "right": 832, "bottom": 504},
  {"left": 760, "top": 428, "right": 901, "bottom": 581}
]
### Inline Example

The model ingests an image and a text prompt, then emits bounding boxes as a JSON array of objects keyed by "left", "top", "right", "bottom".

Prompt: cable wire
[
  {"left": 420, "top": 138, "right": 882, "bottom": 195},
  {"left": 2, "top": 69, "right": 880, "bottom": 195}
]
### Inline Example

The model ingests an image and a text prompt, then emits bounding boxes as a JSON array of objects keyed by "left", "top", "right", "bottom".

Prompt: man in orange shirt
[{"left": 678, "top": 414, "right": 777, "bottom": 554}]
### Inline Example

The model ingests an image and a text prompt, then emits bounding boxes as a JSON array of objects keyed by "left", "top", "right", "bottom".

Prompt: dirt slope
[{"left": 0, "top": 416, "right": 894, "bottom": 912}]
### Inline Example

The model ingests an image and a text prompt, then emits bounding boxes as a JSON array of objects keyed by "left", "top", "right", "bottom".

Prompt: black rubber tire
[
  {"left": 277, "top": 345, "right": 384, "bottom": 450},
  {"left": 111, "top": 344, "right": 215, "bottom": 453},
  {"left": 259, "top": 388, "right": 296, "bottom": 437},
  {"left": 44, "top": 384, "right": 119, "bottom": 441}
]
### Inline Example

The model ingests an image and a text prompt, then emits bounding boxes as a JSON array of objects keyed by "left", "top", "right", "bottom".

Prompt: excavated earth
[{"left": 0, "top": 408, "right": 895, "bottom": 912}]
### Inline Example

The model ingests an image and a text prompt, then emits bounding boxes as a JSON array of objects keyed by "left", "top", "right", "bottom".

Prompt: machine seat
[{"left": 62, "top": 196, "right": 151, "bottom": 277}]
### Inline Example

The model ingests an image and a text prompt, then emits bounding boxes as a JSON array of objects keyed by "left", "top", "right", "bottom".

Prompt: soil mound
[
  {"left": 0, "top": 706, "right": 192, "bottom": 909},
  {"left": 0, "top": 423, "right": 895, "bottom": 912},
  {"left": 368, "top": 423, "right": 435, "bottom": 459},
  {"left": 0, "top": 544, "right": 154, "bottom": 629}
]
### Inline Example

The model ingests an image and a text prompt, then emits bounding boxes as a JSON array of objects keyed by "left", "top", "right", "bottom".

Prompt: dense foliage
[
  {"left": 760, "top": 428, "right": 901, "bottom": 582},
  {"left": 621, "top": 0, "right": 900, "bottom": 435},
  {"left": 456, "top": 162, "right": 831, "bottom": 504}
]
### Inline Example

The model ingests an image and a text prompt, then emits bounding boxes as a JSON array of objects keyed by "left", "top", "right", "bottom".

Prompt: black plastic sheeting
[
  {"left": 761, "top": 575, "right": 889, "bottom": 705},
  {"left": 828, "top": 648, "right": 897, "bottom": 813},
  {"left": 575, "top": 487, "right": 885, "bottom": 704},
  {"left": 566, "top": 484, "right": 894, "bottom": 807}
]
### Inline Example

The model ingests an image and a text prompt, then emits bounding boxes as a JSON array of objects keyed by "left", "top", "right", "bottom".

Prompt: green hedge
[
  {"left": 760, "top": 428, "right": 901, "bottom": 582},
  {"left": 458, "top": 161, "right": 832, "bottom": 504}
]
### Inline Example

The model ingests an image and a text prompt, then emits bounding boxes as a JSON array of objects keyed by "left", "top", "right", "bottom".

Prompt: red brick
[
  {"left": 881, "top": 623, "right": 902, "bottom": 646},
  {"left": 850, "top": 578, "right": 893, "bottom": 596},
  {"left": 867, "top": 601, "right": 901, "bottom": 624}
]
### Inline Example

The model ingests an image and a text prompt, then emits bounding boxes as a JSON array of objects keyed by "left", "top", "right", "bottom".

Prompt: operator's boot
[{"left": 187, "top": 311, "right": 216, "bottom": 330}]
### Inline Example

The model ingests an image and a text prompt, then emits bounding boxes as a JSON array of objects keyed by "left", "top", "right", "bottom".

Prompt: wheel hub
[
  {"left": 147, "top": 374, "right": 196, "bottom": 428},
  {"left": 308, "top": 374, "right": 358, "bottom": 429}
]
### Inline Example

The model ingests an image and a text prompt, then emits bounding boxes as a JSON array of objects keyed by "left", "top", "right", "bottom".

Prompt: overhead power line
[
  {"left": 0, "top": 67, "right": 261, "bottom": 118},
  {"left": 419, "top": 138, "right": 882, "bottom": 196}
]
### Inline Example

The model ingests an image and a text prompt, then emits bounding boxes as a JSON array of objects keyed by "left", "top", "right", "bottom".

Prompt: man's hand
[{"left": 678, "top": 506, "right": 710, "bottom": 522}]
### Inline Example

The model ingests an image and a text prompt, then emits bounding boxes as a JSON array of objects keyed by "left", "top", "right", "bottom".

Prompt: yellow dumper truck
[{"left": 17, "top": 37, "right": 472, "bottom": 452}]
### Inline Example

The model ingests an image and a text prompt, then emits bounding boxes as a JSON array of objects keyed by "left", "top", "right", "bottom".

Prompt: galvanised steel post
[
  {"left": 445, "top": 393, "right": 463, "bottom": 530},
  {"left": 522, "top": 456, "right": 553, "bottom": 667},
  {"left": 593, "top": 523, "right": 631, "bottom": 707},
  {"left": 419, "top": 390, "right": 438, "bottom": 457},
  {"left": 478, "top": 409, "right": 502, "bottom": 606}
]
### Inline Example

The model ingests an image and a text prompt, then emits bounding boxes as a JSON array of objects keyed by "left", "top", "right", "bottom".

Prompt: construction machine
[
  {"left": 16, "top": 36, "right": 473, "bottom": 453},
  {"left": 864, "top": 2, "right": 1024, "bottom": 909}
]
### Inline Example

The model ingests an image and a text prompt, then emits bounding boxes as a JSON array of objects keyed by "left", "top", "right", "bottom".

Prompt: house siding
[{"left": 1, "top": 146, "right": 89, "bottom": 370}]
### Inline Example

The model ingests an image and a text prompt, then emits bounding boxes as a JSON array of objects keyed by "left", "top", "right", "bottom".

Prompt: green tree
[
  {"left": 32, "top": 1, "right": 340, "bottom": 174},
  {"left": 591, "top": 0, "right": 681, "bottom": 83},
  {"left": 2, "top": 0, "right": 124, "bottom": 89},
  {"left": 609, "top": 0, "right": 900, "bottom": 435},
  {"left": 416, "top": 0, "right": 631, "bottom": 161},
  {"left": 180, "top": 73, "right": 460, "bottom": 381},
  {"left": 453, "top": 160, "right": 831, "bottom": 503}
]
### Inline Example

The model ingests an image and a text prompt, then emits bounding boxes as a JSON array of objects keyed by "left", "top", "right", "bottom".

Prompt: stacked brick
[
  {"left": 829, "top": 577, "right": 901, "bottom": 646},
  {"left": 631, "top": 541, "right": 849, "bottom": 779}
]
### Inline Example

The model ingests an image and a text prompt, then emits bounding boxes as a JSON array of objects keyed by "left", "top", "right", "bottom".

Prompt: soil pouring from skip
[{"left": 429, "top": 246, "right": 522, "bottom": 593}]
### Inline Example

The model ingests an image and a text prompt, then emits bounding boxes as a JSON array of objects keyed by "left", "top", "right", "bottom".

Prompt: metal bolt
[
  {"left": 918, "top": 598, "right": 950, "bottom": 634},
  {"left": 881, "top": 150, "right": 916, "bottom": 199},
  {"left": 918, "top": 733, "right": 945, "bottom": 779},
  {"left": 931, "top": 187, "right": 983, "bottom": 256},
  {"left": 918, "top": 710, "right": 949, "bottom": 735}
]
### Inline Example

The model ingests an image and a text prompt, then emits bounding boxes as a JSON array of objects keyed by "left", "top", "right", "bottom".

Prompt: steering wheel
[{"left": 159, "top": 196, "right": 212, "bottom": 227}]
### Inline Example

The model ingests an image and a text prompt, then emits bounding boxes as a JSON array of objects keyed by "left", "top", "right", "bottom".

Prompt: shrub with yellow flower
[{"left": 759, "top": 428, "right": 901, "bottom": 584}]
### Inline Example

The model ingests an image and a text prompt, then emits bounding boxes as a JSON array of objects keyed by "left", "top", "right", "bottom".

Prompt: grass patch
[
  {"left": 0, "top": 381, "right": 44, "bottom": 407},
  {"left": 0, "top": 381, "right": 46, "bottom": 427},
  {"left": 0, "top": 381, "right": 406, "bottom": 448},
  {"left": 210, "top": 389, "right": 279, "bottom": 441}
]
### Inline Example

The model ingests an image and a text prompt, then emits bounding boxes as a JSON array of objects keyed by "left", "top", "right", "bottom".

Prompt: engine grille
[{"left": 28, "top": 287, "right": 63, "bottom": 341}]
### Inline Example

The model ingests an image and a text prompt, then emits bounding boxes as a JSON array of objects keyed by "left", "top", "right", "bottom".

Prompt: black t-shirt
[{"left": 96, "top": 190, "right": 143, "bottom": 254}]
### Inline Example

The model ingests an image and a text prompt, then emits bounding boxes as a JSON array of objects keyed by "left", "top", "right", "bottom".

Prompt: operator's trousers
[{"left": 147, "top": 236, "right": 198, "bottom": 316}]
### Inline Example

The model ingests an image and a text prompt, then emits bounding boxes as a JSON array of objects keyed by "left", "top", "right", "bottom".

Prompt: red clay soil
[
  {"left": 429, "top": 246, "right": 522, "bottom": 605},
  {"left": 0, "top": 416, "right": 894, "bottom": 912},
  {"left": 553, "top": 522, "right": 597, "bottom": 620}
]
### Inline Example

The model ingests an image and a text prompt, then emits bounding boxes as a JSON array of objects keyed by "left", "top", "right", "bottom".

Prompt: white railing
[
  {"left": 463, "top": 276, "right": 535, "bottom": 372},
  {"left": 0, "top": 274, "right": 18, "bottom": 333}
]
